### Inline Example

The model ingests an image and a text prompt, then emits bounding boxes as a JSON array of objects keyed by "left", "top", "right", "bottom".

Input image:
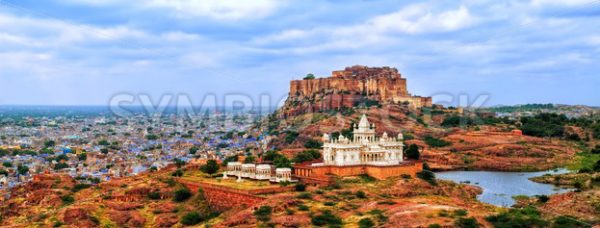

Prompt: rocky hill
[{"left": 261, "top": 66, "right": 580, "bottom": 172}]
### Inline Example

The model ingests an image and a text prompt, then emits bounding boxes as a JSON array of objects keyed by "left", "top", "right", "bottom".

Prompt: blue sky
[{"left": 0, "top": 0, "right": 599, "bottom": 107}]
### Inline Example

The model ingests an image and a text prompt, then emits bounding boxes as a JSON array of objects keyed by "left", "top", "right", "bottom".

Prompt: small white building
[
  {"left": 255, "top": 164, "right": 272, "bottom": 180},
  {"left": 274, "top": 168, "right": 292, "bottom": 183},
  {"left": 241, "top": 164, "right": 256, "bottom": 179},
  {"left": 223, "top": 162, "right": 295, "bottom": 183}
]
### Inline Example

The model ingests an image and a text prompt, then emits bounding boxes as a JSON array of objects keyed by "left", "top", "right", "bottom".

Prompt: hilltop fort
[{"left": 280, "top": 65, "right": 432, "bottom": 118}]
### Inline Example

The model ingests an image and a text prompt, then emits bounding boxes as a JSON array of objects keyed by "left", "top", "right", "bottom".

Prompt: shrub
[
  {"left": 454, "top": 209, "right": 468, "bottom": 217},
  {"left": 189, "top": 147, "right": 198, "bottom": 155},
  {"left": 294, "top": 183, "right": 306, "bottom": 192},
  {"left": 536, "top": 195, "right": 550, "bottom": 203},
  {"left": 455, "top": 217, "right": 479, "bottom": 228},
  {"left": 311, "top": 210, "right": 343, "bottom": 227},
  {"left": 359, "top": 174, "right": 376, "bottom": 182},
  {"left": 71, "top": 184, "right": 91, "bottom": 192},
  {"left": 356, "top": 190, "right": 367, "bottom": 199},
  {"left": 148, "top": 191, "right": 161, "bottom": 200},
  {"left": 422, "top": 162, "right": 431, "bottom": 171},
  {"left": 297, "top": 204, "right": 310, "bottom": 211},
  {"left": 552, "top": 215, "right": 589, "bottom": 227},
  {"left": 293, "top": 149, "right": 321, "bottom": 163},
  {"left": 274, "top": 156, "right": 292, "bottom": 168},
  {"left": 324, "top": 202, "right": 336, "bottom": 206},
  {"left": 171, "top": 169, "right": 183, "bottom": 177},
  {"left": 244, "top": 156, "right": 256, "bottom": 164},
  {"left": 297, "top": 192, "right": 312, "bottom": 199},
  {"left": 17, "top": 165, "right": 29, "bottom": 175},
  {"left": 173, "top": 158, "right": 186, "bottom": 168},
  {"left": 284, "top": 131, "right": 299, "bottom": 144},
  {"left": 254, "top": 206, "right": 272, "bottom": 222},
  {"left": 304, "top": 139, "right": 323, "bottom": 149},
  {"left": 61, "top": 195, "right": 75, "bottom": 205},
  {"left": 181, "top": 211, "right": 203, "bottom": 225},
  {"left": 303, "top": 73, "right": 315, "bottom": 80},
  {"left": 173, "top": 188, "right": 192, "bottom": 202},
  {"left": 358, "top": 218, "right": 375, "bottom": 228},
  {"left": 405, "top": 144, "right": 420, "bottom": 160},
  {"left": 485, "top": 206, "right": 548, "bottom": 227},
  {"left": 417, "top": 170, "right": 437, "bottom": 185},
  {"left": 200, "top": 160, "right": 219, "bottom": 174},
  {"left": 424, "top": 136, "right": 452, "bottom": 148},
  {"left": 594, "top": 160, "right": 600, "bottom": 172}
]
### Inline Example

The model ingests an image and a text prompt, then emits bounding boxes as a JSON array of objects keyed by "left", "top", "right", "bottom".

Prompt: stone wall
[
  {"left": 178, "top": 180, "right": 265, "bottom": 212},
  {"left": 293, "top": 160, "right": 423, "bottom": 185}
]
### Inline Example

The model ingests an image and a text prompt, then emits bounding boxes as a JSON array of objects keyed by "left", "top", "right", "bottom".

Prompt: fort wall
[{"left": 293, "top": 160, "right": 423, "bottom": 185}]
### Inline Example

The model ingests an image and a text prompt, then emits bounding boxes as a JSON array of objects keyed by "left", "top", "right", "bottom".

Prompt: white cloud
[
  {"left": 63, "top": 0, "right": 283, "bottom": 21},
  {"left": 147, "top": 0, "right": 281, "bottom": 20},
  {"left": 530, "top": 0, "right": 595, "bottom": 7},
  {"left": 366, "top": 4, "right": 475, "bottom": 34},
  {"left": 255, "top": 4, "right": 477, "bottom": 54}
]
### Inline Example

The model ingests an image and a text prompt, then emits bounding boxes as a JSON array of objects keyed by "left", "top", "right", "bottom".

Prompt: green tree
[
  {"left": 311, "top": 210, "right": 343, "bottom": 227},
  {"left": 303, "top": 73, "right": 315, "bottom": 80},
  {"left": 44, "top": 140, "right": 56, "bottom": 148},
  {"left": 417, "top": 170, "right": 436, "bottom": 185},
  {"left": 455, "top": 217, "right": 479, "bottom": 228},
  {"left": 284, "top": 131, "right": 299, "bottom": 144},
  {"left": 189, "top": 146, "right": 199, "bottom": 155},
  {"left": 17, "top": 164, "right": 29, "bottom": 175},
  {"left": 77, "top": 153, "right": 87, "bottom": 161},
  {"left": 293, "top": 149, "right": 321, "bottom": 163},
  {"left": 244, "top": 156, "right": 256, "bottom": 164},
  {"left": 593, "top": 160, "right": 600, "bottom": 172},
  {"left": 359, "top": 218, "right": 375, "bottom": 228},
  {"left": 405, "top": 144, "right": 420, "bottom": 160},
  {"left": 424, "top": 135, "right": 452, "bottom": 148},
  {"left": 254, "top": 206, "right": 272, "bottom": 222},
  {"left": 97, "top": 139, "right": 110, "bottom": 146},
  {"left": 173, "top": 188, "right": 192, "bottom": 202},
  {"left": 54, "top": 163, "right": 69, "bottom": 170},
  {"left": 304, "top": 139, "right": 323, "bottom": 149},
  {"left": 200, "top": 160, "right": 219, "bottom": 174},
  {"left": 274, "top": 156, "right": 292, "bottom": 168},
  {"left": 181, "top": 212, "right": 203, "bottom": 225},
  {"left": 146, "top": 134, "right": 159, "bottom": 140},
  {"left": 173, "top": 158, "right": 186, "bottom": 168}
]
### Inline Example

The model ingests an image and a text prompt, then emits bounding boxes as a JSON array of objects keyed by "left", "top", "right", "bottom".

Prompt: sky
[{"left": 0, "top": 0, "right": 599, "bottom": 107}]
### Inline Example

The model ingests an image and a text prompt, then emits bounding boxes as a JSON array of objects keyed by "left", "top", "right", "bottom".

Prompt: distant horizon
[{"left": 0, "top": 103, "right": 597, "bottom": 109}]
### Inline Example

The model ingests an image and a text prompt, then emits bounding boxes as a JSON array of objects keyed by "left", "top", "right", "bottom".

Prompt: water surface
[{"left": 436, "top": 169, "right": 572, "bottom": 207}]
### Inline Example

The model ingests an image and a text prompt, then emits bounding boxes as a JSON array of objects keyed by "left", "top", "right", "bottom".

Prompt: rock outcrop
[{"left": 279, "top": 65, "right": 432, "bottom": 118}]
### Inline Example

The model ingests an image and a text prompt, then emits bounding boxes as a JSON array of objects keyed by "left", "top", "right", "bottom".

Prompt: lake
[{"left": 436, "top": 169, "right": 573, "bottom": 207}]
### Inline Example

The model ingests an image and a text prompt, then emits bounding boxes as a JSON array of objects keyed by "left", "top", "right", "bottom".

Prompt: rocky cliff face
[{"left": 279, "top": 65, "right": 431, "bottom": 118}]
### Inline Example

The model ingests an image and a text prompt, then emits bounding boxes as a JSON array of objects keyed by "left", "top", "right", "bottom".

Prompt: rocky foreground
[
  {"left": 2, "top": 164, "right": 598, "bottom": 227},
  {"left": 0, "top": 165, "right": 496, "bottom": 227}
]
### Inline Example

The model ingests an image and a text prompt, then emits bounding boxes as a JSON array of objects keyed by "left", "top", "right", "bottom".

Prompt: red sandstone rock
[
  {"left": 60, "top": 207, "right": 89, "bottom": 224},
  {"left": 154, "top": 213, "right": 179, "bottom": 228}
]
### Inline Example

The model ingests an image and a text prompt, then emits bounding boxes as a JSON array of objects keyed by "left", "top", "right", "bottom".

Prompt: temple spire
[{"left": 358, "top": 114, "right": 370, "bottom": 130}]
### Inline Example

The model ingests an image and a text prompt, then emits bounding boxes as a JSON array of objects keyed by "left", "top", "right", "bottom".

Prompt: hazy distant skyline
[{"left": 0, "top": 0, "right": 599, "bottom": 107}]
